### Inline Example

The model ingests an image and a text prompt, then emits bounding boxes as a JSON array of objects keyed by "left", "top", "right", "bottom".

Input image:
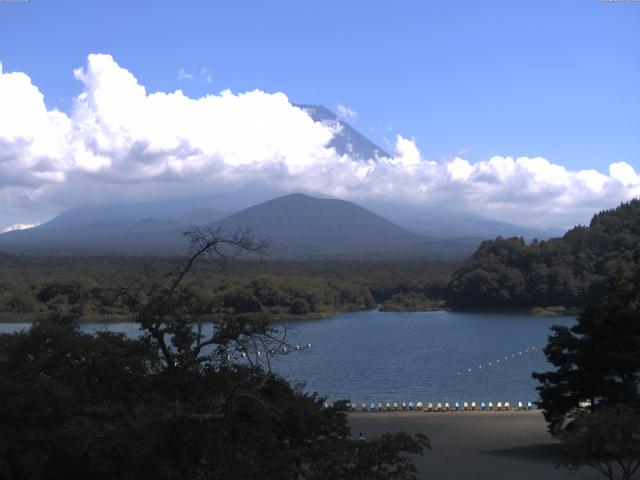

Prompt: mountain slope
[
  {"left": 0, "top": 203, "right": 228, "bottom": 254},
  {"left": 214, "top": 194, "right": 480, "bottom": 259},
  {"left": 215, "top": 193, "right": 422, "bottom": 257},
  {"left": 0, "top": 193, "right": 479, "bottom": 259}
]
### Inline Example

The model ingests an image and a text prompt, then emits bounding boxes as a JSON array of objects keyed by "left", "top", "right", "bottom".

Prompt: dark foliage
[
  {"left": 531, "top": 235, "right": 640, "bottom": 479},
  {"left": 533, "top": 248, "right": 640, "bottom": 431},
  {"left": 0, "top": 228, "right": 430, "bottom": 479},
  {"left": 0, "top": 254, "right": 456, "bottom": 321},
  {"left": 447, "top": 199, "right": 640, "bottom": 309}
]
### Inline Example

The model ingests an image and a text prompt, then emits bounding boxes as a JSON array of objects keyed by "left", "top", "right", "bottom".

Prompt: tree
[
  {"left": 533, "top": 259, "right": 640, "bottom": 431},
  {"left": 558, "top": 405, "right": 640, "bottom": 480},
  {"left": 0, "top": 226, "right": 430, "bottom": 480},
  {"left": 0, "top": 317, "right": 161, "bottom": 480},
  {"left": 533, "top": 251, "right": 640, "bottom": 479}
]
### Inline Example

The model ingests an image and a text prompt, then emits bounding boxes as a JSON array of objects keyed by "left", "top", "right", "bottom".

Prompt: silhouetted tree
[
  {"left": 534, "top": 251, "right": 640, "bottom": 479},
  {"left": 533, "top": 253, "right": 640, "bottom": 431}
]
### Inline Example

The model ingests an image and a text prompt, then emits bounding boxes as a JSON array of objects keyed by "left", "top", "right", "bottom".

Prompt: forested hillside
[{"left": 446, "top": 200, "right": 640, "bottom": 309}]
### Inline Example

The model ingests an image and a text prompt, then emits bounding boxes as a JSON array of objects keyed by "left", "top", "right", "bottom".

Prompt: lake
[{"left": 0, "top": 310, "right": 574, "bottom": 405}]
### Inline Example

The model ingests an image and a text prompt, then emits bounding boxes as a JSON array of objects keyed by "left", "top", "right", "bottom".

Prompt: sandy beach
[{"left": 349, "top": 410, "right": 601, "bottom": 480}]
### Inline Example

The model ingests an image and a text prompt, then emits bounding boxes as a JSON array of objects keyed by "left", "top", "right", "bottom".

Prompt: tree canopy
[
  {"left": 447, "top": 199, "right": 640, "bottom": 310},
  {"left": 0, "top": 253, "right": 455, "bottom": 322},
  {"left": 533, "top": 246, "right": 640, "bottom": 431}
]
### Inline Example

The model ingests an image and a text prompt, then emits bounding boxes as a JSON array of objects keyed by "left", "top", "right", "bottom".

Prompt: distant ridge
[
  {"left": 0, "top": 193, "right": 479, "bottom": 259},
  {"left": 0, "top": 203, "right": 227, "bottom": 254}
]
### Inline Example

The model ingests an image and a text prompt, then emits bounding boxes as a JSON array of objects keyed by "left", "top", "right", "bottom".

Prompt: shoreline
[{"left": 0, "top": 305, "right": 575, "bottom": 324}]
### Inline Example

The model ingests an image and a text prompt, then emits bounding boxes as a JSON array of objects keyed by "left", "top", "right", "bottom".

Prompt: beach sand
[{"left": 349, "top": 410, "right": 602, "bottom": 480}]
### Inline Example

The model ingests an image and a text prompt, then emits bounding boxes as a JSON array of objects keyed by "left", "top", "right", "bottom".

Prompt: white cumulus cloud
[
  {"left": 610, "top": 161, "right": 640, "bottom": 186},
  {"left": 0, "top": 53, "right": 638, "bottom": 231}
]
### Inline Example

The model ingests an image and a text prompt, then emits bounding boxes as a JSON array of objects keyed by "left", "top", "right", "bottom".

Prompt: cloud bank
[{"left": 0, "top": 54, "right": 638, "bottom": 230}]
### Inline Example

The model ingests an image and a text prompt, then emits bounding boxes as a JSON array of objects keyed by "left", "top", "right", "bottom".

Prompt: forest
[
  {"left": 446, "top": 199, "right": 640, "bottom": 310},
  {"left": 0, "top": 254, "right": 455, "bottom": 322}
]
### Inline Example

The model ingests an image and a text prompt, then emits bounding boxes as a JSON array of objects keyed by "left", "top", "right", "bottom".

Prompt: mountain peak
[
  {"left": 295, "top": 104, "right": 391, "bottom": 160},
  {"left": 270, "top": 192, "right": 317, "bottom": 202},
  {"left": 214, "top": 193, "right": 421, "bottom": 257}
]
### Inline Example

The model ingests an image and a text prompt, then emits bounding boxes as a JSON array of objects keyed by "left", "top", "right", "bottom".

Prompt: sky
[{"left": 0, "top": 0, "right": 639, "bottom": 231}]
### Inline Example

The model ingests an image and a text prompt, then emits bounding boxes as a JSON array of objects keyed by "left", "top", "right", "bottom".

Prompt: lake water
[{"left": 0, "top": 310, "right": 574, "bottom": 405}]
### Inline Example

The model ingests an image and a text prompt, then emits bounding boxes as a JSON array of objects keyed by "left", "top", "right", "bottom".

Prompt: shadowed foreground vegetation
[
  {"left": 0, "top": 227, "right": 430, "bottom": 480},
  {"left": 0, "top": 319, "right": 430, "bottom": 480}
]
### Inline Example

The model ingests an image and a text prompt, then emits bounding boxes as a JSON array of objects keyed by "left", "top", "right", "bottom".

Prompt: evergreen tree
[{"left": 533, "top": 250, "right": 640, "bottom": 431}]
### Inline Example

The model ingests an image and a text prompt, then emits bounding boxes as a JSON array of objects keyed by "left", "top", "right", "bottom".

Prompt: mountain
[
  {"left": 40, "top": 199, "right": 226, "bottom": 228},
  {"left": 297, "top": 104, "right": 391, "bottom": 160},
  {"left": 446, "top": 199, "right": 640, "bottom": 309},
  {"left": 0, "top": 203, "right": 227, "bottom": 254},
  {"left": 0, "top": 193, "right": 480, "bottom": 259},
  {"left": 0, "top": 189, "right": 560, "bottom": 259},
  {"left": 214, "top": 193, "right": 463, "bottom": 258}
]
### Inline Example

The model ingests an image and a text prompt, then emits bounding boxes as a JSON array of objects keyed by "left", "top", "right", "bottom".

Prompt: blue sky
[
  {"left": 0, "top": 0, "right": 639, "bottom": 229},
  {"left": 2, "top": 0, "right": 638, "bottom": 168}
]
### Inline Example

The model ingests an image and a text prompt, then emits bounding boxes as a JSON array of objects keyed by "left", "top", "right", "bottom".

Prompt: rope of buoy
[{"left": 456, "top": 346, "right": 538, "bottom": 376}]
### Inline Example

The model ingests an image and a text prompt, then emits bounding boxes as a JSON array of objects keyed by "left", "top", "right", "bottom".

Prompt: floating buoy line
[
  {"left": 232, "top": 344, "right": 541, "bottom": 372},
  {"left": 235, "top": 343, "right": 312, "bottom": 359},
  {"left": 282, "top": 343, "right": 313, "bottom": 353},
  {"left": 456, "top": 346, "right": 538, "bottom": 377}
]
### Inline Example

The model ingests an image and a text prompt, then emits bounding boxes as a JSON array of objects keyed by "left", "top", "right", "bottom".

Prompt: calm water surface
[{"left": 0, "top": 310, "right": 574, "bottom": 404}]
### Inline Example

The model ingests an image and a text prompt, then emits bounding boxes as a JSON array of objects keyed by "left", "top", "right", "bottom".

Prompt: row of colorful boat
[{"left": 325, "top": 401, "right": 536, "bottom": 412}]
